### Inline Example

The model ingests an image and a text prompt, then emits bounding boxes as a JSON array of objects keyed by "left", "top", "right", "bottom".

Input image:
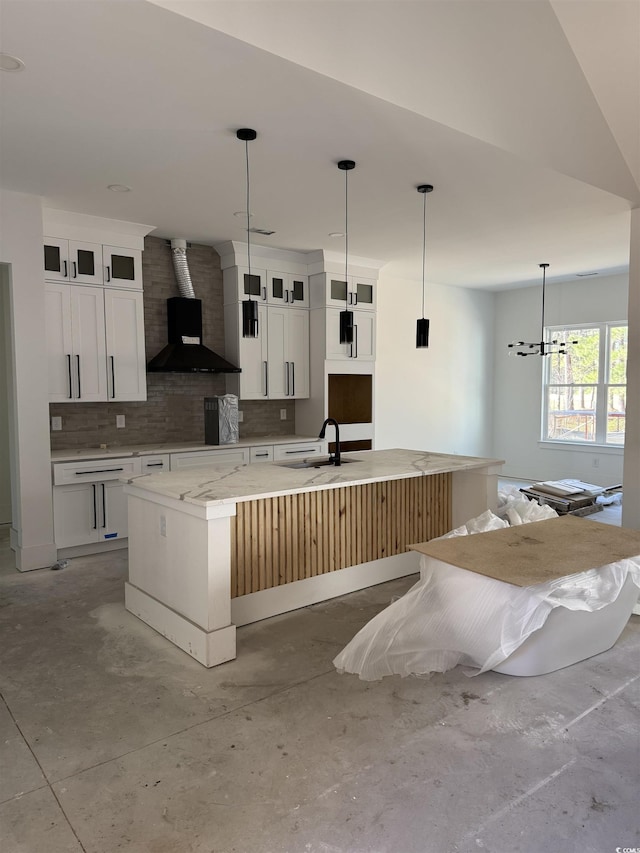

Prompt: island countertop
[{"left": 124, "top": 448, "right": 503, "bottom": 508}]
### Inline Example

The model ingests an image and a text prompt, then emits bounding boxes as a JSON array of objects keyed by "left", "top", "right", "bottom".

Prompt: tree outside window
[{"left": 543, "top": 323, "right": 627, "bottom": 445}]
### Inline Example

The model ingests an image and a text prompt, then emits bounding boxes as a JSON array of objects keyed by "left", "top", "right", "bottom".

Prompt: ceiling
[{"left": 0, "top": 0, "right": 638, "bottom": 290}]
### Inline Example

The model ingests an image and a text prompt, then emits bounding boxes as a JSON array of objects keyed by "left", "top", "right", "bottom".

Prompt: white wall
[
  {"left": 0, "top": 274, "right": 11, "bottom": 524},
  {"left": 493, "top": 272, "right": 628, "bottom": 484},
  {"left": 622, "top": 210, "right": 639, "bottom": 529},
  {"left": 0, "top": 190, "right": 56, "bottom": 570},
  {"left": 375, "top": 271, "right": 495, "bottom": 456}
]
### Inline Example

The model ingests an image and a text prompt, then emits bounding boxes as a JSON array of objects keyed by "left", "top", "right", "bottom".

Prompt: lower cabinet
[
  {"left": 53, "top": 480, "right": 129, "bottom": 548},
  {"left": 170, "top": 447, "right": 250, "bottom": 470}
]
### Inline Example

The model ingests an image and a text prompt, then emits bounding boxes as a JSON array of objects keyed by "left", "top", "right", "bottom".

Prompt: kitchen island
[{"left": 123, "top": 449, "right": 503, "bottom": 667}]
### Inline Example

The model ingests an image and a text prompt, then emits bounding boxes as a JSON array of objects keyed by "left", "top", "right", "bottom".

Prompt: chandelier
[{"left": 508, "top": 263, "right": 577, "bottom": 356}]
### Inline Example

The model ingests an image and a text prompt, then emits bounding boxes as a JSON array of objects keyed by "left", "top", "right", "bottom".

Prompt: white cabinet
[
  {"left": 44, "top": 237, "right": 142, "bottom": 290},
  {"left": 46, "top": 282, "right": 147, "bottom": 403},
  {"left": 266, "top": 306, "right": 310, "bottom": 399},
  {"left": 272, "top": 441, "right": 325, "bottom": 461},
  {"left": 266, "top": 271, "right": 309, "bottom": 308},
  {"left": 310, "top": 274, "right": 376, "bottom": 311},
  {"left": 104, "top": 289, "right": 146, "bottom": 401},
  {"left": 52, "top": 456, "right": 138, "bottom": 549},
  {"left": 170, "top": 447, "right": 250, "bottom": 470},
  {"left": 224, "top": 302, "right": 269, "bottom": 400},
  {"left": 326, "top": 308, "right": 376, "bottom": 361},
  {"left": 46, "top": 282, "right": 107, "bottom": 402},
  {"left": 223, "top": 266, "right": 267, "bottom": 304}
]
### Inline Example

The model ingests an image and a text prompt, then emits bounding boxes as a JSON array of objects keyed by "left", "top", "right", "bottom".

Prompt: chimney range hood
[
  {"left": 147, "top": 239, "right": 240, "bottom": 374},
  {"left": 147, "top": 297, "right": 240, "bottom": 374}
]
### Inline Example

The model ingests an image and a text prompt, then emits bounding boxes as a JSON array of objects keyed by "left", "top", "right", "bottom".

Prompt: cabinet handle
[
  {"left": 145, "top": 462, "right": 164, "bottom": 468},
  {"left": 105, "top": 265, "right": 111, "bottom": 283},
  {"left": 110, "top": 356, "right": 116, "bottom": 398},
  {"left": 285, "top": 448, "right": 312, "bottom": 455},
  {"left": 76, "top": 355, "right": 81, "bottom": 397},
  {"left": 72, "top": 261, "right": 77, "bottom": 279},
  {"left": 254, "top": 452, "right": 269, "bottom": 458},
  {"left": 77, "top": 467, "right": 124, "bottom": 475},
  {"left": 262, "top": 286, "right": 267, "bottom": 301},
  {"left": 63, "top": 260, "right": 68, "bottom": 279},
  {"left": 92, "top": 484, "right": 97, "bottom": 530},
  {"left": 290, "top": 362, "right": 295, "bottom": 397},
  {"left": 102, "top": 483, "right": 106, "bottom": 529},
  {"left": 263, "top": 361, "right": 268, "bottom": 397},
  {"left": 285, "top": 361, "right": 290, "bottom": 395},
  {"left": 353, "top": 291, "right": 358, "bottom": 305},
  {"left": 67, "top": 354, "right": 73, "bottom": 398},
  {"left": 354, "top": 324, "right": 358, "bottom": 359}
]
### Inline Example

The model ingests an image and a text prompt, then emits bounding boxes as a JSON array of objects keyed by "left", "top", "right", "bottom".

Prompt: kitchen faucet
[{"left": 318, "top": 418, "right": 341, "bottom": 466}]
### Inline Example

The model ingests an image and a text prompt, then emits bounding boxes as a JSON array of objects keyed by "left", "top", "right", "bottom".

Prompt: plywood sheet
[{"left": 410, "top": 515, "right": 640, "bottom": 587}]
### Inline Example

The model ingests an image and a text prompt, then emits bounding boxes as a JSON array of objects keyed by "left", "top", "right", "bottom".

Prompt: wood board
[{"left": 410, "top": 515, "right": 640, "bottom": 587}]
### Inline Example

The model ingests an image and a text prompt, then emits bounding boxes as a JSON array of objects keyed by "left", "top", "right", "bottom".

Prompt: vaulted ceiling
[{"left": 1, "top": 0, "right": 638, "bottom": 289}]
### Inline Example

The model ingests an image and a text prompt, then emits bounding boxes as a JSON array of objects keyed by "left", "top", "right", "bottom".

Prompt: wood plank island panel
[{"left": 231, "top": 473, "right": 452, "bottom": 597}]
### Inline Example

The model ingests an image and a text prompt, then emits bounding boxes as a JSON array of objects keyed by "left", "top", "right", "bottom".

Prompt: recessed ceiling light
[
  {"left": 329, "top": 232, "right": 345, "bottom": 238},
  {"left": 234, "top": 211, "right": 253, "bottom": 218},
  {"left": 107, "top": 184, "right": 131, "bottom": 193},
  {"left": 0, "top": 53, "right": 25, "bottom": 72},
  {"left": 576, "top": 271, "right": 598, "bottom": 277}
]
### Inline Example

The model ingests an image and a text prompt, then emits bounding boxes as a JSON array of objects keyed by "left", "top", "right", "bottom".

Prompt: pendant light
[
  {"left": 508, "top": 263, "right": 577, "bottom": 356},
  {"left": 338, "top": 159, "right": 356, "bottom": 344},
  {"left": 416, "top": 184, "right": 433, "bottom": 348},
  {"left": 237, "top": 128, "right": 258, "bottom": 338}
]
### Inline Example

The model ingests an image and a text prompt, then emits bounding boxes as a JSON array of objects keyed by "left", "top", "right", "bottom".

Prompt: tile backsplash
[{"left": 49, "top": 236, "right": 295, "bottom": 450}]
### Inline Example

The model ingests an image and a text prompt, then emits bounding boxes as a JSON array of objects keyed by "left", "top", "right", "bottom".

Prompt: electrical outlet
[
  {"left": 238, "top": 410, "right": 244, "bottom": 423},
  {"left": 592, "top": 457, "right": 600, "bottom": 468},
  {"left": 280, "top": 409, "right": 287, "bottom": 420},
  {"left": 116, "top": 414, "right": 126, "bottom": 429},
  {"left": 51, "top": 416, "right": 62, "bottom": 431},
  {"left": 160, "top": 515, "right": 167, "bottom": 537}
]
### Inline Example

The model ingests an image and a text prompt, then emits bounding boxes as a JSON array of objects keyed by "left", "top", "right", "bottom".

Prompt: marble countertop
[
  {"left": 50, "top": 435, "right": 322, "bottom": 463},
  {"left": 124, "top": 448, "right": 504, "bottom": 507}
]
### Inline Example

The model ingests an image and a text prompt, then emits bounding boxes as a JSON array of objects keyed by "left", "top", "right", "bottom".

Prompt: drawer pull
[
  {"left": 145, "top": 462, "right": 164, "bottom": 468},
  {"left": 102, "top": 483, "right": 106, "bottom": 529},
  {"left": 92, "top": 484, "right": 97, "bottom": 530},
  {"left": 75, "top": 467, "right": 124, "bottom": 475},
  {"left": 284, "top": 449, "right": 314, "bottom": 455},
  {"left": 254, "top": 453, "right": 269, "bottom": 458}
]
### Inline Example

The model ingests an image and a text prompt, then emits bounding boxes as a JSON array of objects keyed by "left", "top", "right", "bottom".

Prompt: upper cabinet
[
  {"left": 223, "top": 266, "right": 268, "bottom": 304},
  {"left": 266, "top": 271, "right": 309, "bottom": 308},
  {"left": 309, "top": 273, "right": 376, "bottom": 312},
  {"left": 42, "top": 210, "right": 154, "bottom": 403},
  {"left": 43, "top": 237, "right": 143, "bottom": 290}
]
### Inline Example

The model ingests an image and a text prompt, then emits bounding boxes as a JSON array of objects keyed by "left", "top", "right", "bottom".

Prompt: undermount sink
[{"left": 277, "top": 457, "right": 359, "bottom": 470}]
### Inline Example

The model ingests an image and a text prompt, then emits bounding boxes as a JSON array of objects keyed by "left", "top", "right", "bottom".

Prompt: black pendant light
[
  {"left": 338, "top": 159, "right": 356, "bottom": 344},
  {"left": 416, "top": 184, "right": 433, "bottom": 348},
  {"left": 507, "top": 263, "right": 577, "bottom": 356},
  {"left": 237, "top": 128, "right": 259, "bottom": 338}
]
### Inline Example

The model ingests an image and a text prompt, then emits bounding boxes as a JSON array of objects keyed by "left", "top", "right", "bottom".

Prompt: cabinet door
[
  {"left": 325, "top": 309, "right": 375, "bottom": 360},
  {"left": 102, "top": 246, "right": 143, "bottom": 290},
  {"left": 170, "top": 448, "right": 250, "bottom": 470},
  {"left": 70, "top": 285, "right": 108, "bottom": 401},
  {"left": 44, "top": 238, "right": 71, "bottom": 282},
  {"left": 236, "top": 267, "right": 267, "bottom": 302},
  {"left": 326, "top": 276, "right": 350, "bottom": 309},
  {"left": 237, "top": 303, "right": 269, "bottom": 399},
  {"left": 266, "top": 272, "right": 309, "bottom": 308},
  {"left": 104, "top": 289, "right": 147, "bottom": 401},
  {"left": 353, "top": 312, "right": 376, "bottom": 360},
  {"left": 351, "top": 276, "right": 376, "bottom": 311},
  {"left": 68, "top": 240, "right": 103, "bottom": 285},
  {"left": 45, "top": 283, "right": 74, "bottom": 402},
  {"left": 101, "top": 481, "right": 128, "bottom": 540},
  {"left": 53, "top": 482, "right": 99, "bottom": 547},
  {"left": 286, "top": 308, "right": 310, "bottom": 398},
  {"left": 267, "top": 305, "right": 288, "bottom": 399}
]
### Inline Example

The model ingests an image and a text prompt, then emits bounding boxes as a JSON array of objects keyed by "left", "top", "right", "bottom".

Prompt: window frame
[{"left": 541, "top": 320, "right": 627, "bottom": 447}]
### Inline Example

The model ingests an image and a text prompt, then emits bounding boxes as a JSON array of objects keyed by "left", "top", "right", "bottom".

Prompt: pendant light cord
[
  {"left": 422, "top": 189, "right": 427, "bottom": 318},
  {"left": 540, "top": 264, "right": 546, "bottom": 344},
  {"left": 244, "top": 139, "right": 252, "bottom": 285},
  {"left": 344, "top": 167, "right": 349, "bottom": 306}
]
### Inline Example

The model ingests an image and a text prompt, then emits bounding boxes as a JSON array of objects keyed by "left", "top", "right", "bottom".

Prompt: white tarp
[{"left": 333, "top": 508, "right": 640, "bottom": 680}]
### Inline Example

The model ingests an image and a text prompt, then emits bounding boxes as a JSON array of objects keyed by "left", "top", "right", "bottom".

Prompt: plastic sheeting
[{"left": 333, "top": 509, "right": 640, "bottom": 680}]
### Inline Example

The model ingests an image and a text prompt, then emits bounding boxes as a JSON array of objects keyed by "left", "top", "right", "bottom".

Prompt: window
[{"left": 543, "top": 323, "right": 627, "bottom": 445}]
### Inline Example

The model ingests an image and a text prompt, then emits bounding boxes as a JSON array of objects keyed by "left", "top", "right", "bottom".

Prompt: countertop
[
  {"left": 124, "top": 448, "right": 503, "bottom": 508},
  {"left": 50, "top": 435, "right": 322, "bottom": 463}
]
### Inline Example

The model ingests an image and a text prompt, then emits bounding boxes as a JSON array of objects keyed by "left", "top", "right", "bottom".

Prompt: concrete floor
[{"left": 0, "top": 522, "right": 638, "bottom": 853}]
